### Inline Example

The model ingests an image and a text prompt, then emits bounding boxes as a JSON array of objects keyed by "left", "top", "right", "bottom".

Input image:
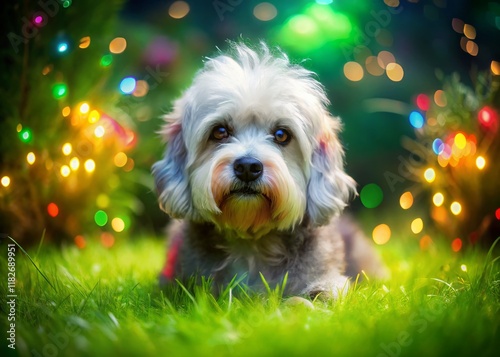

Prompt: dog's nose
[{"left": 233, "top": 156, "right": 263, "bottom": 182}]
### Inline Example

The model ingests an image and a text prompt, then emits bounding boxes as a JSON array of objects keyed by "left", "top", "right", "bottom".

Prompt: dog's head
[{"left": 152, "top": 42, "right": 356, "bottom": 239}]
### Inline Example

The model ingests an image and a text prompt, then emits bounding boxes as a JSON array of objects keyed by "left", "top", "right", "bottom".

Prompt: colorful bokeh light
[{"left": 360, "top": 183, "right": 383, "bottom": 208}]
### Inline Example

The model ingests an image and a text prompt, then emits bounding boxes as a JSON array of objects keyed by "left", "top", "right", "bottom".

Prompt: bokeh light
[
  {"left": 62, "top": 143, "right": 72, "bottom": 156},
  {"left": 424, "top": 168, "right": 436, "bottom": 183},
  {"left": 27, "top": 152, "right": 36, "bottom": 165},
  {"left": 1, "top": 176, "right": 11, "bottom": 187},
  {"left": 52, "top": 83, "right": 67, "bottom": 99},
  {"left": 60, "top": 165, "right": 71, "bottom": 177},
  {"left": 57, "top": 42, "right": 68, "bottom": 53},
  {"left": 386, "top": 63, "right": 404, "bottom": 81},
  {"left": 62, "top": 106, "right": 71, "bottom": 117},
  {"left": 74, "top": 235, "right": 86, "bottom": 249},
  {"left": 169, "top": 1, "right": 190, "bottom": 19},
  {"left": 100, "top": 54, "right": 113, "bottom": 67},
  {"left": 94, "top": 125, "right": 105, "bottom": 138},
  {"left": 492, "top": 61, "right": 500, "bottom": 76},
  {"left": 101, "top": 232, "right": 115, "bottom": 248},
  {"left": 475, "top": 156, "right": 486, "bottom": 170},
  {"left": 416, "top": 94, "right": 431, "bottom": 111},
  {"left": 434, "top": 90, "right": 447, "bottom": 107},
  {"left": 432, "top": 192, "right": 444, "bottom": 207},
  {"left": 109, "top": 37, "right": 127, "bottom": 54},
  {"left": 114, "top": 152, "right": 128, "bottom": 167},
  {"left": 399, "top": 191, "right": 413, "bottom": 210},
  {"left": 47, "top": 203, "right": 59, "bottom": 217},
  {"left": 420, "top": 235, "right": 433, "bottom": 250},
  {"left": 409, "top": 111, "right": 424, "bottom": 129},
  {"left": 79, "top": 36, "right": 90, "bottom": 49},
  {"left": 253, "top": 2, "right": 277, "bottom": 21},
  {"left": 132, "top": 80, "right": 149, "bottom": 97},
  {"left": 70, "top": 157, "right": 80, "bottom": 171},
  {"left": 372, "top": 224, "right": 391, "bottom": 245},
  {"left": 432, "top": 138, "right": 444, "bottom": 155},
  {"left": 120, "top": 77, "right": 136, "bottom": 94},
  {"left": 111, "top": 217, "right": 125, "bottom": 232},
  {"left": 451, "top": 238, "right": 462, "bottom": 252},
  {"left": 94, "top": 210, "right": 108, "bottom": 226},
  {"left": 79, "top": 102, "right": 90, "bottom": 114},
  {"left": 411, "top": 218, "right": 424, "bottom": 234},
  {"left": 343, "top": 62, "right": 364, "bottom": 81},
  {"left": 84, "top": 159, "right": 96, "bottom": 173},
  {"left": 19, "top": 128, "right": 33, "bottom": 143},
  {"left": 450, "top": 201, "right": 462, "bottom": 215},
  {"left": 365, "top": 56, "right": 384, "bottom": 76},
  {"left": 360, "top": 183, "right": 383, "bottom": 208}
]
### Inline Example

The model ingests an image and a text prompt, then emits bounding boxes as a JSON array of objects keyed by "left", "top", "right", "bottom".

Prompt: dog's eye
[
  {"left": 211, "top": 126, "right": 229, "bottom": 141},
  {"left": 273, "top": 128, "right": 291, "bottom": 145}
]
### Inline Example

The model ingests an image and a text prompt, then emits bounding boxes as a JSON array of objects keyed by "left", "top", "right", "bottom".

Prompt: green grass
[{"left": 1, "top": 235, "right": 499, "bottom": 357}]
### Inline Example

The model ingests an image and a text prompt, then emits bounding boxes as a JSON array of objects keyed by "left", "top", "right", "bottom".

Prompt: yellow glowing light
[
  {"left": 399, "top": 191, "right": 414, "bottom": 210},
  {"left": 372, "top": 224, "right": 391, "bottom": 245},
  {"left": 62, "top": 106, "right": 71, "bottom": 117},
  {"left": 84, "top": 159, "right": 96, "bottom": 173},
  {"left": 70, "top": 157, "right": 80, "bottom": 171},
  {"left": 463, "top": 24, "right": 476, "bottom": 39},
  {"left": 168, "top": 1, "right": 190, "bottom": 19},
  {"left": 384, "top": 0, "right": 400, "bottom": 7},
  {"left": 16, "top": 124, "right": 22, "bottom": 132},
  {"left": 386, "top": 63, "right": 404, "bottom": 81},
  {"left": 253, "top": 2, "right": 278, "bottom": 21},
  {"left": 433, "top": 192, "right": 444, "bottom": 207},
  {"left": 109, "top": 37, "right": 127, "bottom": 54},
  {"left": 42, "top": 65, "right": 52, "bottom": 76},
  {"left": 97, "top": 194, "right": 110, "bottom": 208},
  {"left": 114, "top": 152, "right": 128, "bottom": 167},
  {"left": 454, "top": 133, "right": 466, "bottom": 149},
  {"left": 88, "top": 110, "right": 100, "bottom": 123},
  {"left": 450, "top": 201, "right": 462, "bottom": 215},
  {"left": 79, "top": 103, "right": 90, "bottom": 114},
  {"left": 60, "top": 165, "right": 71, "bottom": 177},
  {"left": 94, "top": 125, "right": 105, "bottom": 138},
  {"left": 79, "top": 36, "right": 91, "bottom": 49},
  {"left": 343, "top": 62, "right": 364, "bottom": 81},
  {"left": 424, "top": 168, "right": 436, "bottom": 183},
  {"left": 476, "top": 156, "right": 486, "bottom": 170},
  {"left": 1, "top": 176, "right": 11, "bottom": 187},
  {"left": 492, "top": 61, "right": 500, "bottom": 76},
  {"left": 62, "top": 143, "right": 72, "bottom": 156},
  {"left": 111, "top": 218, "right": 125, "bottom": 232},
  {"left": 461, "top": 264, "right": 467, "bottom": 272},
  {"left": 27, "top": 152, "right": 36, "bottom": 165},
  {"left": 411, "top": 218, "right": 424, "bottom": 234}
]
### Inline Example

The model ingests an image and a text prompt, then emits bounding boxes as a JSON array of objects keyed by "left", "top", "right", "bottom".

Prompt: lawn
[{"left": 1, "top": 233, "right": 499, "bottom": 357}]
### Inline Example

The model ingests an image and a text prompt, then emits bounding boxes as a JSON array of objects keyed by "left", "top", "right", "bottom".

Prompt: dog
[{"left": 152, "top": 42, "right": 385, "bottom": 298}]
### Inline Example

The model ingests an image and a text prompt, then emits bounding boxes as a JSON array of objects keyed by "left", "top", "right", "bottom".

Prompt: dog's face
[{"left": 152, "top": 43, "right": 356, "bottom": 239}]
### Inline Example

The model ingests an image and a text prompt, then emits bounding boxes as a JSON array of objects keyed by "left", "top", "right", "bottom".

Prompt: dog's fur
[{"left": 152, "top": 42, "right": 385, "bottom": 297}]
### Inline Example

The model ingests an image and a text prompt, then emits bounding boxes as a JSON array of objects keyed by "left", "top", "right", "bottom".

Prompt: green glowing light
[
  {"left": 100, "top": 54, "right": 113, "bottom": 67},
  {"left": 360, "top": 183, "right": 384, "bottom": 209},
  {"left": 94, "top": 210, "right": 108, "bottom": 226},
  {"left": 19, "top": 128, "right": 33, "bottom": 143},
  {"left": 62, "top": 0, "right": 72, "bottom": 8},
  {"left": 52, "top": 83, "right": 67, "bottom": 99}
]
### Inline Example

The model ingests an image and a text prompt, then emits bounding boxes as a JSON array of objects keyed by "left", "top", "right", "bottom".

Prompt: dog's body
[{"left": 153, "top": 43, "right": 385, "bottom": 297}]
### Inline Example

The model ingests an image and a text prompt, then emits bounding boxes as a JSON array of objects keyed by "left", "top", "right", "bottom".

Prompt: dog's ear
[
  {"left": 152, "top": 101, "right": 193, "bottom": 218},
  {"left": 306, "top": 115, "right": 357, "bottom": 226}
]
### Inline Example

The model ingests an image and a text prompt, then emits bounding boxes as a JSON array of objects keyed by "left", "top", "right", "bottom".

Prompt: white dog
[{"left": 152, "top": 42, "right": 384, "bottom": 297}]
